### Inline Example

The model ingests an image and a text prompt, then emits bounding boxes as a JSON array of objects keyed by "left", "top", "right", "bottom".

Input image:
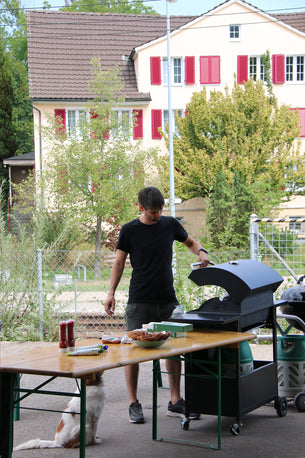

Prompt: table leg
[
  {"left": 0, "top": 372, "right": 15, "bottom": 458},
  {"left": 152, "top": 360, "right": 158, "bottom": 440},
  {"left": 216, "top": 347, "right": 222, "bottom": 450},
  {"left": 79, "top": 378, "right": 86, "bottom": 458}
]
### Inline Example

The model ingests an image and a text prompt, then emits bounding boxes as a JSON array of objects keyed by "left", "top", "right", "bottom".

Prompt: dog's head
[{"left": 85, "top": 371, "right": 103, "bottom": 386}]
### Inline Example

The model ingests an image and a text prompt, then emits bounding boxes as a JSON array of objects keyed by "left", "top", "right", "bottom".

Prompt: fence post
[
  {"left": 37, "top": 249, "right": 44, "bottom": 339},
  {"left": 250, "top": 214, "right": 259, "bottom": 261}
]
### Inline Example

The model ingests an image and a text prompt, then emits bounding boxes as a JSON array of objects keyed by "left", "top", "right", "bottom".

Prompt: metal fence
[
  {"left": 3, "top": 213, "right": 304, "bottom": 342},
  {"left": 250, "top": 214, "right": 305, "bottom": 296},
  {"left": 249, "top": 214, "right": 305, "bottom": 341},
  {"left": 0, "top": 247, "right": 248, "bottom": 340}
]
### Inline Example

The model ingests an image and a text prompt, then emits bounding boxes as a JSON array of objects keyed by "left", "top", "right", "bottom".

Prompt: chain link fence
[{"left": 0, "top": 247, "right": 248, "bottom": 341}]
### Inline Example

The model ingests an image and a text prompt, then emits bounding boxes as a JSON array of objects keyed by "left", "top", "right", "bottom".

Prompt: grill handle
[{"left": 191, "top": 261, "right": 215, "bottom": 270}]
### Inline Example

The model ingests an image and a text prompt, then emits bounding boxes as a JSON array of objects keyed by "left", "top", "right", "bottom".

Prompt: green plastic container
[
  {"left": 278, "top": 335, "right": 305, "bottom": 361},
  {"left": 278, "top": 335, "right": 305, "bottom": 398},
  {"left": 221, "top": 341, "right": 254, "bottom": 377}
]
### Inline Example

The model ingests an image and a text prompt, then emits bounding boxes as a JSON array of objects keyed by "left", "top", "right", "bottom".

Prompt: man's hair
[{"left": 138, "top": 187, "right": 165, "bottom": 210}]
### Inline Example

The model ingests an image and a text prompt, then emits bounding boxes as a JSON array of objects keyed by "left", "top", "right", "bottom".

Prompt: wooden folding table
[{"left": 0, "top": 330, "right": 254, "bottom": 457}]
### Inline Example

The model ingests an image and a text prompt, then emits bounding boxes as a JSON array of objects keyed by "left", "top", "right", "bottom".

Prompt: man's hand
[
  {"left": 104, "top": 295, "right": 115, "bottom": 316},
  {"left": 198, "top": 250, "right": 210, "bottom": 267}
]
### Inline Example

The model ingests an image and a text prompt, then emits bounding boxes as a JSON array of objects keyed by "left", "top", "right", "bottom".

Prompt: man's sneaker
[
  {"left": 129, "top": 400, "right": 145, "bottom": 423},
  {"left": 167, "top": 398, "right": 200, "bottom": 419}
]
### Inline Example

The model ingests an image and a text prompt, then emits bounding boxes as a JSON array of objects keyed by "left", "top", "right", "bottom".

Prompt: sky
[{"left": 21, "top": 0, "right": 305, "bottom": 16}]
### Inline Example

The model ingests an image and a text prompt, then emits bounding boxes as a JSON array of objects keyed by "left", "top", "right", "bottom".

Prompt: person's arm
[
  {"left": 182, "top": 235, "right": 210, "bottom": 267},
  {"left": 104, "top": 249, "right": 128, "bottom": 316}
]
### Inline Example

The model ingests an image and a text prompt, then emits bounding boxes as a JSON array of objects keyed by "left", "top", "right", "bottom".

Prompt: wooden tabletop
[{"left": 0, "top": 330, "right": 254, "bottom": 379}]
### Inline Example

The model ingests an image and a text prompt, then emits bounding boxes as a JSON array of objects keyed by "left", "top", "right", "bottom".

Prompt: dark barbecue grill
[
  {"left": 280, "top": 275, "right": 305, "bottom": 331},
  {"left": 170, "top": 259, "right": 288, "bottom": 433}
]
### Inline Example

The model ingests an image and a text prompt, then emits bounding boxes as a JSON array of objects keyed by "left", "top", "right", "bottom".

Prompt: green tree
[
  {"left": 42, "top": 58, "right": 157, "bottom": 277},
  {"left": 0, "top": 0, "right": 34, "bottom": 155},
  {"left": 0, "top": 39, "right": 16, "bottom": 187},
  {"left": 161, "top": 78, "right": 303, "bottom": 247},
  {"left": 62, "top": 0, "right": 156, "bottom": 14}
]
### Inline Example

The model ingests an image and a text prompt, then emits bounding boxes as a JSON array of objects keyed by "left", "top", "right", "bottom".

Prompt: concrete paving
[{"left": 5, "top": 343, "right": 304, "bottom": 458}]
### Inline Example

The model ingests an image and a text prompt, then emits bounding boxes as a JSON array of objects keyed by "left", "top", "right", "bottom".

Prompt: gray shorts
[{"left": 125, "top": 303, "right": 177, "bottom": 331}]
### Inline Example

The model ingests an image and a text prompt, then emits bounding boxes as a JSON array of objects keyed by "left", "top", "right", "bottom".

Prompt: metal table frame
[{"left": 152, "top": 348, "right": 222, "bottom": 450}]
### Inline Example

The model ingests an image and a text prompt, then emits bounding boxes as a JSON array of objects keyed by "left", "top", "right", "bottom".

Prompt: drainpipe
[{"left": 31, "top": 101, "right": 42, "bottom": 180}]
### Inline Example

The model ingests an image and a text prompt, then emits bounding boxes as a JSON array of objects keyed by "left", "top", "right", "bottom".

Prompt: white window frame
[
  {"left": 162, "top": 57, "right": 183, "bottom": 85},
  {"left": 163, "top": 109, "right": 183, "bottom": 135},
  {"left": 249, "top": 56, "right": 266, "bottom": 81},
  {"left": 66, "top": 108, "right": 89, "bottom": 140},
  {"left": 289, "top": 216, "right": 304, "bottom": 234},
  {"left": 229, "top": 24, "right": 240, "bottom": 41},
  {"left": 110, "top": 108, "right": 133, "bottom": 140},
  {"left": 286, "top": 55, "right": 305, "bottom": 83}
]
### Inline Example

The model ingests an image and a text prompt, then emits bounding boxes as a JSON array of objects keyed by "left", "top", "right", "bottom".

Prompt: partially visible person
[{"left": 104, "top": 186, "right": 210, "bottom": 423}]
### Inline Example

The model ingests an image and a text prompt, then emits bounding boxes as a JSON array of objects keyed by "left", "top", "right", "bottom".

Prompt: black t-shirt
[{"left": 116, "top": 216, "right": 188, "bottom": 304}]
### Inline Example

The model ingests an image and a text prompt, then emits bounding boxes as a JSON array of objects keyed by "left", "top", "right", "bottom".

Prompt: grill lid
[
  {"left": 281, "top": 275, "right": 305, "bottom": 303},
  {"left": 189, "top": 259, "right": 283, "bottom": 303}
]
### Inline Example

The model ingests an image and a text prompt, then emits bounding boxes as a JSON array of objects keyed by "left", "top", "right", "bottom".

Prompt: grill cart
[
  {"left": 171, "top": 259, "right": 288, "bottom": 434},
  {"left": 277, "top": 275, "right": 305, "bottom": 412}
]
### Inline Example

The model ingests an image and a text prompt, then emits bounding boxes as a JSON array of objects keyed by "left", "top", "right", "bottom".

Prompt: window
[
  {"left": 163, "top": 109, "right": 183, "bottom": 135},
  {"left": 162, "top": 57, "right": 182, "bottom": 85},
  {"left": 289, "top": 216, "right": 304, "bottom": 234},
  {"left": 238, "top": 55, "right": 285, "bottom": 85},
  {"left": 229, "top": 24, "right": 240, "bottom": 40},
  {"left": 55, "top": 108, "right": 141, "bottom": 141},
  {"left": 151, "top": 109, "right": 183, "bottom": 139},
  {"left": 286, "top": 56, "right": 305, "bottom": 82},
  {"left": 249, "top": 56, "right": 266, "bottom": 81},
  {"left": 67, "top": 109, "right": 87, "bottom": 139},
  {"left": 111, "top": 109, "right": 132, "bottom": 139}
]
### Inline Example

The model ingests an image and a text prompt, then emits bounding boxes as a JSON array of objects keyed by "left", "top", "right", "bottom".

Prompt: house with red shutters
[{"left": 26, "top": 0, "right": 305, "bottom": 231}]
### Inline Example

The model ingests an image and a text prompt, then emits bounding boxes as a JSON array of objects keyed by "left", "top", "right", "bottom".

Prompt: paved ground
[{"left": 1, "top": 342, "right": 305, "bottom": 458}]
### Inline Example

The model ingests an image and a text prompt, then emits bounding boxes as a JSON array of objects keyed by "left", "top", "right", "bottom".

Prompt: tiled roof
[
  {"left": 273, "top": 12, "right": 305, "bottom": 34},
  {"left": 27, "top": 11, "right": 195, "bottom": 101},
  {"left": 27, "top": 9, "right": 305, "bottom": 102}
]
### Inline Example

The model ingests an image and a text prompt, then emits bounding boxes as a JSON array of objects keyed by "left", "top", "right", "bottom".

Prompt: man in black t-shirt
[{"left": 104, "top": 187, "right": 209, "bottom": 423}]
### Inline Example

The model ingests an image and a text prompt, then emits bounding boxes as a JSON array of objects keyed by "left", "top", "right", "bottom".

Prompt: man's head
[
  {"left": 138, "top": 187, "right": 164, "bottom": 223},
  {"left": 138, "top": 187, "right": 164, "bottom": 211}
]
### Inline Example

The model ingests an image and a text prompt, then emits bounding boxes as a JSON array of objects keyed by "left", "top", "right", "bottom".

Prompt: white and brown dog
[{"left": 14, "top": 372, "right": 105, "bottom": 450}]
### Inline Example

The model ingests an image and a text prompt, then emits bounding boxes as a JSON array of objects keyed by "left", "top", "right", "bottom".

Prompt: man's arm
[
  {"left": 182, "top": 235, "right": 210, "bottom": 267},
  {"left": 104, "top": 249, "right": 128, "bottom": 316}
]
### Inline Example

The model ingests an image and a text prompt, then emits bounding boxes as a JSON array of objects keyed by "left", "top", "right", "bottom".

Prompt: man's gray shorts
[{"left": 125, "top": 303, "right": 177, "bottom": 331}]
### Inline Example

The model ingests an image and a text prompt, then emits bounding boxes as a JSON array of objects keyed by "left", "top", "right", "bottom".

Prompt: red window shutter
[
  {"left": 272, "top": 54, "right": 285, "bottom": 84},
  {"left": 200, "top": 56, "right": 209, "bottom": 84},
  {"left": 237, "top": 55, "right": 248, "bottom": 84},
  {"left": 200, "top": 56, "right": 220, "bottom": 84},
  {"left": 151, "top": 109, "right": 162, "bottom": 139},
  {"left": 185, "top": 56, "right": 195, "bottom": 84},
  {"left": 54, "top": 109, "right": 66, "bottom": 135},
  {"left": 133, "top": 109, "right": 143, "bottom": 139},
  {"left": 291, "top": 108, "right": 305, "bottom": 137},
  {"left": 210, "top": 56, "right": 220, "bottom": 84},
  {"left": 150, "top": 57, "right": 161, "bottom": 85},
  {"left": 90, "top": 110, "right": 98, "bottom": 139}
]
